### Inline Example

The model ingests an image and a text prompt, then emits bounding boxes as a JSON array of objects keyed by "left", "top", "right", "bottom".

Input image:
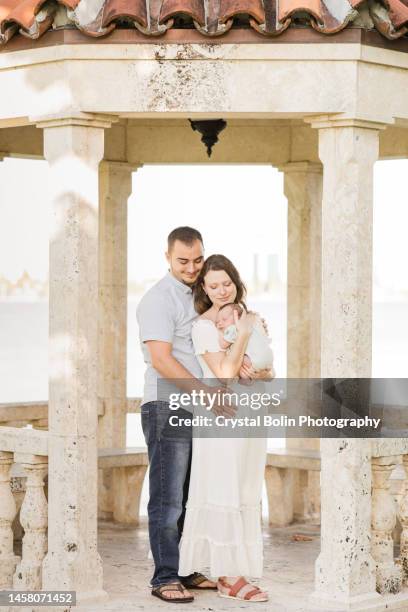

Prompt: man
[{"left": 137, "top": 227, "right": 219, "bottom": 603}]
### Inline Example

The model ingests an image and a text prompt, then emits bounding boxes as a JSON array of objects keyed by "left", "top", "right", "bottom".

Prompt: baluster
[
  {"left": 398, "top": 454, "right": 408, "bottom": 581},
  {"left": 371, "top": 455, "right": 402, "bottom": 593},
  {"left": 0, "top": 451, "right": 20, "bottom": 588},
  {"left": 13, "top": 453, "right": 48, "bottom": 590}
]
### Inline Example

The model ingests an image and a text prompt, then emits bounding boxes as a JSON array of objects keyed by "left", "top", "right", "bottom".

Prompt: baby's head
[{"left": 216, "top": 303, "right": 243, "bottom": 330}]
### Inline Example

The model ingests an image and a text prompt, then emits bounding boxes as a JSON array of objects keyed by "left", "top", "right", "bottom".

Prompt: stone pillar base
[{"left": 309, "top": 590, "right": 408, "bottom": 611}]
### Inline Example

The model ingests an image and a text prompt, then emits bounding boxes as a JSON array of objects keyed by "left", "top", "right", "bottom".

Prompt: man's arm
[
  {"left": 146, "top": 340, "right": 198, "bottom": 383},
  {"left": 145, "top": 340, "right": 236, "bottom": 416}
]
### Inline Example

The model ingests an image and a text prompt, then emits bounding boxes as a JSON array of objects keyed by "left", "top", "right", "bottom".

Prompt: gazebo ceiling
[{"left": 1, "top": 0, "right": 408, "bottom": 46}]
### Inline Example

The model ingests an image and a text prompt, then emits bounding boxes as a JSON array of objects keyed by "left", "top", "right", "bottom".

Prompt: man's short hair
[{"left": 167, "top": 227, "right": 203, "bottom": 252}]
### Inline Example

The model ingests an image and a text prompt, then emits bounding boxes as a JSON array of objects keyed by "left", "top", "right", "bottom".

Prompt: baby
[{"left": 215, "top": 303, "right": 274, "bottom": 379}]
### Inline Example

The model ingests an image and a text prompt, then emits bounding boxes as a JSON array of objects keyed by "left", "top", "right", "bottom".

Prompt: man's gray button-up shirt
[{"left": 136, "top": 272, "right": 203, "bottom": 405}]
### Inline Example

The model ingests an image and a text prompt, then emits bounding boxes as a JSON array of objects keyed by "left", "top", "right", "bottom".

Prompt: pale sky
[{"left": 0, "top": 159, "right": 407, "bottom": 293}]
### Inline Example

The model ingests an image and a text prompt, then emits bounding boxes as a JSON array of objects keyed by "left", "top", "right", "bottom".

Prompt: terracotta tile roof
[{"left": 1, "top": 0, "right": 408, "bottom": 46}]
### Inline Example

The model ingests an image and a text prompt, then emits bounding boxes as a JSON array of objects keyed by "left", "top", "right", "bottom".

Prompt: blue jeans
[{"left": 141, "top": 401, "right": 192, "bottom": 587}]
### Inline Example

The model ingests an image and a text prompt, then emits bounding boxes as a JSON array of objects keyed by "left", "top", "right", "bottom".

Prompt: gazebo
[{"left": 1, "top": 1, "right": 408, "bottom": 610}]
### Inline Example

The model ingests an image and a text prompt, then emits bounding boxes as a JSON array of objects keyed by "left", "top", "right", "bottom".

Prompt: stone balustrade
[
  {"left": 371, "top": 440, "right": 408, "bottom": 596},
  {"left": 3, "top": 404, "right": 408, "bottom": 609},
  {"left": 0, "top": 427, "right": 49, "bottom": 593},
  {"left": 371, "top": 455, "right": 403, "bottom": 593},
  {"left": 0, "top": 398, "right": 142, "bottom": 429}
]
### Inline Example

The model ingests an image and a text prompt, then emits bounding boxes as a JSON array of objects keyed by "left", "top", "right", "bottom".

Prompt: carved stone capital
[
  {"left": 34, "top": 112, "right": 118, "bottom": 130},
  {"left": 278, "top": 161, "right": 323, "bottom": 174},
  {"left": 304, "top": 114, "right": 392, "bottom": 131}
]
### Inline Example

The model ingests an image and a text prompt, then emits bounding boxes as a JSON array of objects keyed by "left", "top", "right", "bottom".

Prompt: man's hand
[
  {"left": 260, "top": 318, "right": 269, "bottom": 336},
  {"left": 254, "top": 366, "right": 275, "bottom": 381},
  {"left": 240, "top": 365, "right": 275, "bottom": 381},
  {"left": 209, "top": 386, "right": 237, "bottom": 418}
]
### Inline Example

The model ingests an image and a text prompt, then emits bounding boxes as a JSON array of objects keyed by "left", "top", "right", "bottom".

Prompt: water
[{"left": 1, "top": 298, "right": 407, "bottom": 440}]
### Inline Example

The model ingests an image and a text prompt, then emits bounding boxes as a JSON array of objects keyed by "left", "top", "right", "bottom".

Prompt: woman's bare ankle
[{"left": 219, "top": 576, "right": 239, "bottom": 580}]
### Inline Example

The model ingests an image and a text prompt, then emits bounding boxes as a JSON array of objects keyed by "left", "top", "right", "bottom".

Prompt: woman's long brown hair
[{"left": 193, "top": 254, "right": 247, "bottom": 315}]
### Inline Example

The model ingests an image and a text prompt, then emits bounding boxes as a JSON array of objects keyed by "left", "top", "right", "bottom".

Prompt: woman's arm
[
  {"left": 201, "top": 311, "right": 256, "bottom": 379},
  {"left": 218, "top": 330, "right": 232, "bottom": 350}
]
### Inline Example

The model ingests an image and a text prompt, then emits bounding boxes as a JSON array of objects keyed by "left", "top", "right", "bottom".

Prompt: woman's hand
[
  {"left": 234, "top": 309, "right": 256, "bottom": 336},
  {"left": 251, "top": 366, "right": 276, "bottom": 381},
  {"left": 238, "top": 360, "right": 255, "bottom": 386}
]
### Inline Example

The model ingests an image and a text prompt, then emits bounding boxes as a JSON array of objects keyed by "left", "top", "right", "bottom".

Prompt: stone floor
[{"left": 75, "top": 519, "right": 321, "bottom": 612}]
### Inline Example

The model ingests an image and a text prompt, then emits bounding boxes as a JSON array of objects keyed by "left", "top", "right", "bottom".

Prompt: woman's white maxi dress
[{"left": 178, "top": 318, "right": 267, "bottom": 578}]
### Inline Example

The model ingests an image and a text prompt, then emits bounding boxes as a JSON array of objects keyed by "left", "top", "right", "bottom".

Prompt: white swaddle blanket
[{"left": 223, "top": 319, "right": 274, "bottom": 370}]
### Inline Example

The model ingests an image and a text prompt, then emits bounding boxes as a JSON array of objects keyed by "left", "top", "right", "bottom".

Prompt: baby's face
[{"left": 216, "top": 306, "right": 235, "bottom": 330}]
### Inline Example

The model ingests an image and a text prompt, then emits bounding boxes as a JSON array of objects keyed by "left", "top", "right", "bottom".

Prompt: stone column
[
  {"left": 314, "top": 118, "right": 385, "bottom": 378},
  {"left": 308, "top": 118, "right": 384, "bottom": 610},
  {"left": 281, "top": 161, "right": 322, "bottom": 380},
  {"left": 38, "top": 114, "right": 115, "bottom": 604},
  {"left": 279, "top": 162, "right": 322, "bottom": 523},
  {"left": 97, "top": 161, "right": 135, "bottom": 518}
]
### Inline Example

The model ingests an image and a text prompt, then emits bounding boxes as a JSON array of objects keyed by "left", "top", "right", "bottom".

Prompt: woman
[{"left": 179, "top": 254, "right": 270, "bottom": 602}]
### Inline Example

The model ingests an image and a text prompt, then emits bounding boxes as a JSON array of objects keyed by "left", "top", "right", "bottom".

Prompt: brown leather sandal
[
  {"left": 217, "top": 576, "right": 268, "bottom": 602},
  {"left": 151, "top": 581, "right": 194, "bottom": 603},
  {"left": 181, "top": 572, "right": 217, "bottom": 590}
]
